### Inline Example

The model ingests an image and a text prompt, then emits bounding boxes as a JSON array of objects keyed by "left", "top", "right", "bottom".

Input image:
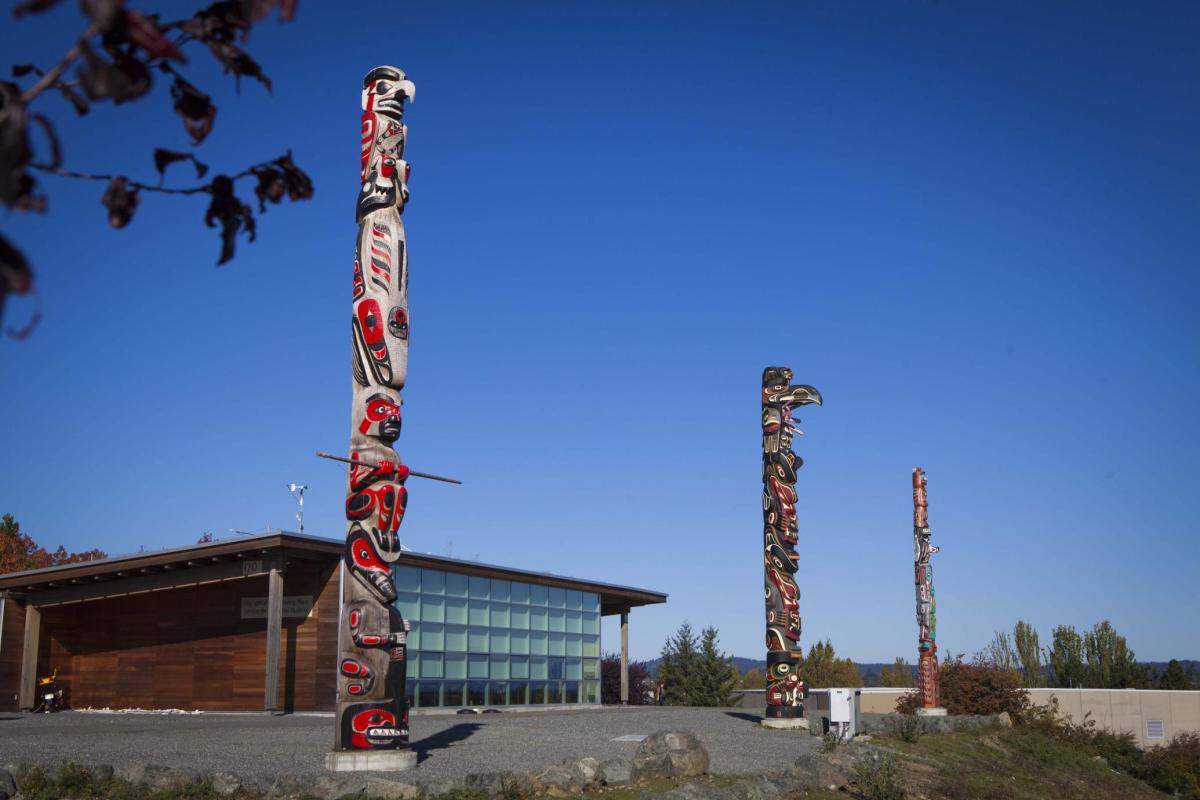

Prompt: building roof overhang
[{"left": 0, "top": 531, "right": 667, "bottom": 615}]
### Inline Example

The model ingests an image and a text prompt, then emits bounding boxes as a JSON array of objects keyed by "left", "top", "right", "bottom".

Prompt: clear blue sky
[{"left": 2, "top": 1, "right": 1197, "bottom": 665}]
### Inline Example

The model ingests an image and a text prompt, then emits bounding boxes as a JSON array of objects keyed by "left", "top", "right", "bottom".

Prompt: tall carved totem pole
[
  {"left": 761, "top": 367, "right": 821, "bottom": 724},
  {"left": 334, "top": 66, "right": 417, "bottom": 759},
  {"left": 912, "top": 467, "right": 944, "bottom": 714}
]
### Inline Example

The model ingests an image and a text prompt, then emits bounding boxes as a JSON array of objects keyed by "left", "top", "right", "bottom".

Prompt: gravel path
[{"left": 0, "top": 707, "right": 819, "bottom": 788}]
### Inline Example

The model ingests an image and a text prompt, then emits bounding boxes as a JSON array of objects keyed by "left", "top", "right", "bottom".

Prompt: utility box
[{"left": 806, "top": 688, "right": 861, "bottom": 740}]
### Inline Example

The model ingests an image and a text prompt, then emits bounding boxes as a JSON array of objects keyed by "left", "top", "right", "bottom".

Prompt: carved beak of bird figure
[
  {"left": 785, "top": 384, "right": 822, "bottom": 407},
  {"left": 362, "top": 66, "right": 416, "bottom": 121}
]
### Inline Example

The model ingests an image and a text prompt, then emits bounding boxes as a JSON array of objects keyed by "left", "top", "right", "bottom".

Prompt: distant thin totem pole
[
  {"left": 761, "top": 367, "right": 822, "bottom": 719},
  {"left": 912, "top": 467, "right": 941, "bottom": 710},
  {"left": 336, "top": 66, "right": 417, "bottom": 752}
]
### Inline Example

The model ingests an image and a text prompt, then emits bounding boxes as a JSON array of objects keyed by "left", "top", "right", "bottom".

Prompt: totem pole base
[
  {"left": 760, "top": 717, "right": 810, "bottom": 730},
  {"left": 325, "top": 750, "right": 417, "bottom": 772},
  {"left": 916, "top": 707, "right": 948, "bottom": 717}
]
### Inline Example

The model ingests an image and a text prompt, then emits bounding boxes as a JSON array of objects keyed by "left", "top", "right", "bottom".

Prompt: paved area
[{"left": 0, "top": 708, "right": 818, "bottom": 788}]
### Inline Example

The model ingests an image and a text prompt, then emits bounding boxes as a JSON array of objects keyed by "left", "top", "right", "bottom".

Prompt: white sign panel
[{"left": 240, "top": 596, "right": 314, "bottom": 620}]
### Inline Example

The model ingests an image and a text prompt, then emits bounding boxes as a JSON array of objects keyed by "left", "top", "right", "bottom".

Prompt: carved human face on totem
[
  {"left": 359, "top": 392, "right": 402, "bottom": 443},
  {"left": 361, "top": 67, "right": 415, "bottom": 121},
  {"left": 387, "top": 306, "right": 409, "bottom": 340}
]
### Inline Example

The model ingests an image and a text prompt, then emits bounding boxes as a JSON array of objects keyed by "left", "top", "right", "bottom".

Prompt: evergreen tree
[
  {"left": 880, "top": 657, "right": 915, "bottom": 688},
  {"left": 1159, "top": 659, "right": 1189, "bottom": 691},
  {"left": 803, "top": 640, "right": 864, "bottom": 688},
  {"left": 1013, "top": 620, "right": 1043, "bottom": 688},
  {"left": 693, "top": 627, "right": 739, "bottom": 706},
  {"left": 657, "top": 622, "right": 699, "bottom": 706},
  {"left": 1049, "top": 625, "right": 1086, "bottom": 688}
]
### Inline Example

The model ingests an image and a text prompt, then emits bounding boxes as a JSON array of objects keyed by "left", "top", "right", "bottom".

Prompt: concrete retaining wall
[{"left": 856, "top": 687, "right": 1200, "bottom": 747}]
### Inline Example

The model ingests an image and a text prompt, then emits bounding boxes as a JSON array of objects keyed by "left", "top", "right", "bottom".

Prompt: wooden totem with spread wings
[
  {"left": 761, "top": 367, "right": 822, "bottom": 719},
  {"left": 337, "top": 65, "right": 417, "bottom": 752},
  {"left": 913, "top": 467, "right": 941, "bottom": 711}
]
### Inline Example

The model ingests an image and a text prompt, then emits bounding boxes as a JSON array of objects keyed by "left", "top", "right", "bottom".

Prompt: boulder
[
  {"left": 210, "top": 772, "right": 243, "bottom": 798},
  {"left": 269, "top": 773, "right": 304, "bottom": 798},
  {"left": 90, "top": 765, "right": 115, "bottom": 782},
  {"left": 363, "top": 777, "right": 418, "bottom": 799},
  {"left": 116, "top": 763, "right": 147, "bottom": 783},
  {"left": 596, "top": 757, "right": 634, "bottom": 786},
  {"left": 566, "top": 757, "right": 600, "bottom": 787},
  {"left": 0, "top": 769, "right": 16, "bottom": 800},
  {"left": 534, "top": 764, "right": 578, "bottom": 796},
  {"left": 144, "top": 766, "right": 200, "bottom": 791},
  {"left": 464, "top": 772, "right": 535, "bottom": 798},
  {"left": 632, "top": 731, "right": 709, "bottom": 781}
]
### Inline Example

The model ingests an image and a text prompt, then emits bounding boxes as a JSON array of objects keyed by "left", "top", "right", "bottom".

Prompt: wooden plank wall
[
  {"left": 27, "top": 559, "right": 338, "bottom": 712},
  {"left": 0, "top": 599, "right": 27, "bottom": 711}
]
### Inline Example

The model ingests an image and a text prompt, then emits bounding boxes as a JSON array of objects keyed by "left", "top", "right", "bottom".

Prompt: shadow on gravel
[
  {"left": 412, "top": 723, "right": 483, "bottom": 763},
  {"left": 0, "top": 715, "right": 21, "bottom": 721},
  {"left": 724, "top": 712, "right": 764, "bottom": 724}
]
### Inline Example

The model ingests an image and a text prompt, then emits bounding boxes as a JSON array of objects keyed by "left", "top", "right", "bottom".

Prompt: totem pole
[
  {"left": 912, "top": 467, "right": 945, "bottom": 715},
  {"left": 761, "top": 367, "right": 821, "bottom": 726},
  {"left": 331, "top": 66, "right": 417, "bottom": 765}
]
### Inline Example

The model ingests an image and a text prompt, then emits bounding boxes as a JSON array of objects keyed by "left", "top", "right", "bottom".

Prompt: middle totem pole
[
  {"left": 330, "top": 66, "right": 418, "bottom": 767},
  {"left": 761, "top": 367, "right": 821, "bottom": 726},
  {"left": 912, "top": 467, "right": 946, "bottom": 715}
]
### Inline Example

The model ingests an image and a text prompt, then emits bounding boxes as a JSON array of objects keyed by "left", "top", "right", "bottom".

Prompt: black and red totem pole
[
  {"left": 332, "top": 66, "right": 417, "bottom": 764},
  {"left": 761, "top": 367, "right": 821, "bottom": 725}
]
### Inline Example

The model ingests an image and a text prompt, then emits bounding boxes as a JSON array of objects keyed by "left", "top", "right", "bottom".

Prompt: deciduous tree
[
  {"left": 0, "top": 513, "right": 106, "bottom": 573},
  {"left": 1013, "top": 620, "right": 1043, "bottom": 688},
  {"left": 599, "top": 652, "right": 652, "bottom": 705},
  {"left": 1084, "top": 620, "right": 1140, "bottom": 689},
  {"left": 1049, "top": 624, "right": 1087, "bottom": 688},
  {"left": 1, "top": 0, "right": 313, "bottom": 337}
]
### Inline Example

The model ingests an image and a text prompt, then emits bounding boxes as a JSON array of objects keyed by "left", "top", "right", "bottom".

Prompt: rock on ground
[{"left": 632, "top": 731, "right": 710, "bottom": 781}]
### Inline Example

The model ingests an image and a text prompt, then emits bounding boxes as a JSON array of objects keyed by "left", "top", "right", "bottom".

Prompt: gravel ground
[{"left": 0, "top": 707, "right": 819, "bottom": 788}]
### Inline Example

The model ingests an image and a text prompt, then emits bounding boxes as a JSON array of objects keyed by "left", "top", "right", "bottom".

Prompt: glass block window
[
  {"left": 491, "top": 579, "right": 511, "bottom": 602},
  {"left": 511, "top": 582, "right": 530, "bottom": 604},
  {"left": 421, "top": 595, "right": 445, "bottom": 623},
  {"left": 468, "top": 575, "right": 490, "bottom": 599},
  {"left": 446, "top": 572, "right": 468, "bottom": 597},
  {"left": 392, "top": 566, "right": 605, "bottom": 707},
  {"left": 422, "top": 569, "right": 445, "bottom": 595}
]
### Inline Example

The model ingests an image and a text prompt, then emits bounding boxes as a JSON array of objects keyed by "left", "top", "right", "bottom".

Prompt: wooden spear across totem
[
  {"left": 335, "top": 66, "right": 417, "bottom": 753},
  {"left": 761, "top": 367, "right": 821, "bottom": 721},
  {"left": 912, "top": 467, "right": 943, "bottom": 712}
]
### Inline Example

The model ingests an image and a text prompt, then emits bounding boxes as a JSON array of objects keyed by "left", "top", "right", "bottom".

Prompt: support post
[
  {"left": 265, "top": 566, "right": 283, "bottom": 712},
  {"left": 760, "top": 368, "right": 821, "bottom": 729},
  {"left": 619, "top": 609, "right": 629, "bottom": 705},
  {"left": 18, "top": 603, "right": 40, "bottom": 711}
]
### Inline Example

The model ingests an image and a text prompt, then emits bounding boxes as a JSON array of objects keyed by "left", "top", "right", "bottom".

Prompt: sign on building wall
[{"left": 240, "top": 596, "right": 314, "bottom": 620}]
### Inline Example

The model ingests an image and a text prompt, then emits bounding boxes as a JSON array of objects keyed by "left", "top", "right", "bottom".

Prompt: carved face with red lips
[
  {"left": 358, "top": 392, "right": 401, "bottom": 443},
  {"left": 345, "top": 530, "right": 396, "bottom": 603},
  {"left": 388, "top": 306, "right": 408, "bottom": 340}
]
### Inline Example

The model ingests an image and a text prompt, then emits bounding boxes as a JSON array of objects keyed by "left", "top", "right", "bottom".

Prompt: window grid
[{"left": 396, "top": 567, "right": 601, "bottom": 708}]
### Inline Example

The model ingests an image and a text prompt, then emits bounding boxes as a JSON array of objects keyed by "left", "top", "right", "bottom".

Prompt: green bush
[
  {"left": 849, "top": 753, "right": 906, "bottom": 800},
  {"left": 1021, "top": 699, "right": 1200, "bottom": 799}
]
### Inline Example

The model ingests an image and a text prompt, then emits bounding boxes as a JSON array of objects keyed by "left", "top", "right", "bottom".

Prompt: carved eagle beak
[
  {"left": 398, "top": 80, "right": 416, "bottom": 104},
  {"left": 791, "top": 385, "right": 822, "bottom": 406}
]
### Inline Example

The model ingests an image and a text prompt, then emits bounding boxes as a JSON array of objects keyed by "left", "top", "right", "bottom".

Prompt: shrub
[
  {"left": 850, "top": 752, "right": 906, "bottom": 800},
  {"left": 1021, "top": 699, "right": 1200, "bottom": 799},
  {"left": 939, "top": 656, "right": 1028, "bottom": 717},
  {"left": 893, "top": 656, "right": 1028, "bottom": 717},
  {"left": 885, "top": 712, "right": 922, "bottom": 743}
]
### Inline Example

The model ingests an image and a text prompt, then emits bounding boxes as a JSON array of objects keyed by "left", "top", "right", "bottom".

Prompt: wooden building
[{"left": 0, "top": 532, "right": 666, "bottom": 713}]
